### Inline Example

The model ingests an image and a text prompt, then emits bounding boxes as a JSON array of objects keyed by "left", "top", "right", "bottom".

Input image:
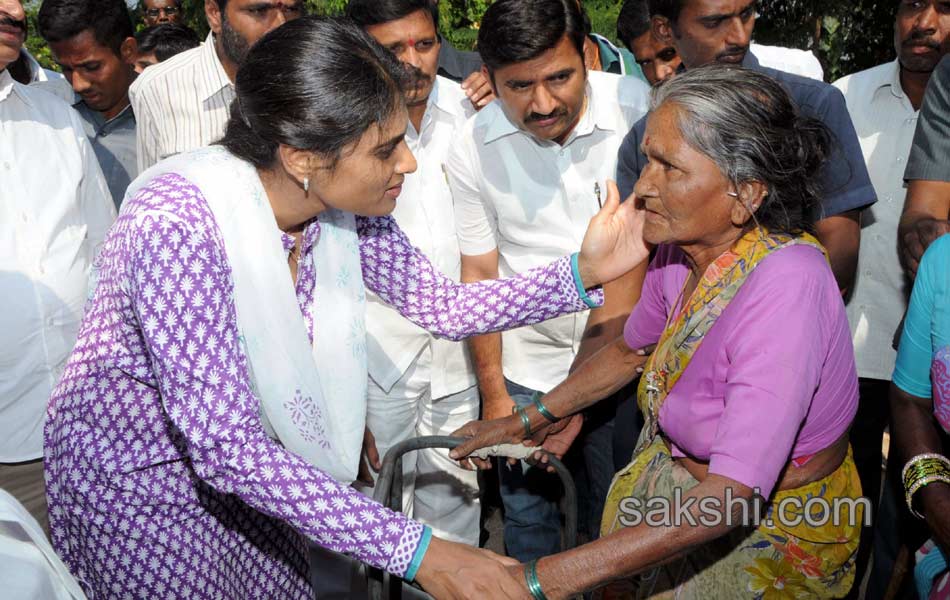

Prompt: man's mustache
[
  {"left": 0, "top": 15, "right": 27, "bottom": 33},
  {"left": 404, "top": 63, "right": 432, "bottom": 88},
  {"left": 902, "top": 33, "right": 940, "bottom": 51},
  {"left": 715, "top": 45, "right": 748, "bottom": 61},
  {"left": 526, "top": 109, "right": 567, "bottom": 123}
]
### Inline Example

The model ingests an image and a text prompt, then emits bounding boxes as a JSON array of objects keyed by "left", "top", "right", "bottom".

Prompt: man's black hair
[
  {"left": 617, "top": 0, "right": 654, "bottom": 49},
  {"left": 345, "top": 0, "right": 439, "bottom": 31},
  {"left": 135, "top": 23, "right": 200, "bottom": 62},
  {"left": 38, "top": 0, "right": 134, "bottom": 55},
  {"left": 648, "top": 0, "right": 685, "bottom": 25},
  {"left": 477, "top": 0, "right": 586, "bottom": 72}
]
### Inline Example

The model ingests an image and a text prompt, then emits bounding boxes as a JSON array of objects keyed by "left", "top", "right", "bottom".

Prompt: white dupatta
[{"left": 123, "top": 146, "right": 367, "bottom": 483}]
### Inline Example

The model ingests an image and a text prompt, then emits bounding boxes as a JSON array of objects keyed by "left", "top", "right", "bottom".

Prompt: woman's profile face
[
  {"left": 634, "top": 102, "right": 740, "bottom": 249},
  {"left": 311, "top": 104, "right": 418, "bottom": 217}
]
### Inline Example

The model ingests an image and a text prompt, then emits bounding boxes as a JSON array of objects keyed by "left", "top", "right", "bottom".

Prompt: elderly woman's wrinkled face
[{"left": 634, "top": 102, "right": 741, "bottom": 249}]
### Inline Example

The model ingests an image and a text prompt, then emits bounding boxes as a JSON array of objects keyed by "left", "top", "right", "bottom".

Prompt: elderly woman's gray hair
[{"left": 650, "top": 65, "right": 833, "bottom": 235}]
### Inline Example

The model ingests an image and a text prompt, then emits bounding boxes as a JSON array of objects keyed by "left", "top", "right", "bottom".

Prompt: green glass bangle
[
  {"left": 570, "top": 252, "right": 599, "bottom": 309},
  {"left": 524, "top": 559, "right": 548, "bottom": 600},
  {"left": 533, "top": 392, "right": 559, "bottom": 423},
  {"left": 517, "top": 406, "right": 532, "bottom": 438}
]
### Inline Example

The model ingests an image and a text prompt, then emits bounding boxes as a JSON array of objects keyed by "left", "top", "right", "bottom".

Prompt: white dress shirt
[
  {"left": 365, "top": 77, "right": 478, "bottom": 399},
  {"left": 129, "top": 34, "right": 234, "bottom": 172},
  {"left": 834, "top": 60, "right": 917, "bottom": 381},
  {"left": 751, "top": 43, "right": 824, "bottom": 80},
  {"left": 0, "top": 69, "right": 115, "bottom": 462},
  {"left": 449, "top": 70, "right": 650, "bottom": 392}
]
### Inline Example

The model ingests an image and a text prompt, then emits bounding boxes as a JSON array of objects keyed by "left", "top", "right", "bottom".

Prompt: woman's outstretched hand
[
  {"left": 577, "top": 182, "right": 649, "bottom": 288},
  {"left": 414, "top": 537, "right": 530, "bottom": 599}
]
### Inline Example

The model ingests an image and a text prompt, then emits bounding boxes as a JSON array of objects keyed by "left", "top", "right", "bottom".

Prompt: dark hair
[
  {"left": 618, "top": 0, "right": 653, "bottom": 48},
  {"left": 651, "top": 65, "right": 833, "bottom": 235},
  {"left": 648, "top": 0, "right": 684, "bottom": 25},
  {"left": 477, "top": 0, "right": 586, "bottom": 71},
  {"left": 140, "top": 0, "right": 182, "bottom": 8},
  {"left": 221, "top": 16, "right": 409, "bottom": 170},
  {"left": 38, "top": 0, "right": 134, "bottom": 56},
  {"left": 345, "top": 0, "right": 438, "bottom": 32},
  {"left": 135, "top": 24, "right": 200, "bottom": 61}
]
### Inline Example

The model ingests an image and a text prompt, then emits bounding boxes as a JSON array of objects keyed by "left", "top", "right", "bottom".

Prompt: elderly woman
[
  {"left": 451, "top": 65, "right": 863, "bottom": 598},
  {"left": 44, "top": 17, "right": 645, "bottom": 600}
]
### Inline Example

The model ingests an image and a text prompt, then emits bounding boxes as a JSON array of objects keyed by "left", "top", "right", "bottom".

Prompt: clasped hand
[{"left": 449, "top": 413, "right": 583, "bottom": 472}]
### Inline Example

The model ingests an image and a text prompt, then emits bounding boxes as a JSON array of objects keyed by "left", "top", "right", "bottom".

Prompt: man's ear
[
  {"left": 482, "top": 65, "right": 497, "bottom": 96},
  {"left": 652, "top": 15, "right": 675, "bottom": 46},
  {"left": 120, "top": 37, "right": 137, "bottom": 66},
  {"left": 205, "top": 0, "right": 223, "bottom": 36}
]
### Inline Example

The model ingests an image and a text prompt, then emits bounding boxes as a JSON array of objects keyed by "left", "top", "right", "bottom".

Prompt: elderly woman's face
[
  {"left": 310, "top": 104, "right": 418, "bottom": 217},
  {"left": 634, "top": 103, "right": 741, "bottom": 249}
]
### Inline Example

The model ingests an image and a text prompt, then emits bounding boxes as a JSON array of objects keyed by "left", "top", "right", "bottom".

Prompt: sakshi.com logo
[{"left": 616, "top": 487, "right": 871, "bottom": 529}]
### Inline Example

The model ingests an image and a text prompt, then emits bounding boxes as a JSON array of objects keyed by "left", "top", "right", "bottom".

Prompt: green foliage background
[{"left": 23, "top": 0, "right": 898, "bottom": 83}]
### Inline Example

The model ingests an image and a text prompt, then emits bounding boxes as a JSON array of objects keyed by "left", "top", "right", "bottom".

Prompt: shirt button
[
  {"left": 897, "top": 156, "right": 904, "bottom": 163},
  {"left": 46, "top": 316, "right": 55, "bottom": 327},
  {"left": 2, "top": 161, "right": 10, "bottom": 170},
  {"left": 20, "top": 213, "right": 28, "bottom": 223}
]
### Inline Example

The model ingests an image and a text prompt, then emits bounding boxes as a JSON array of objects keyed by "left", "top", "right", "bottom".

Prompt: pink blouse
[{"left": 623, "top": 243, "right": 858, "bottom": 497}]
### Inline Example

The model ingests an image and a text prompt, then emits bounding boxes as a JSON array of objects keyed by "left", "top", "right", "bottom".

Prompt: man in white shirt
[
  {"left": 346, "top": 0, "right": 480, "bottom": 546},
  {"left": 449, "top": 0, "right": 649, "bottom": 561},
  {"left": 834, "top": 3, "right": 950, "bottom": 597},
  {"left": 130, "top": 0, "right": 305, "bottom": 171},
  {"left": 0, "top": 0, "right": 116, "bottom": 535}
]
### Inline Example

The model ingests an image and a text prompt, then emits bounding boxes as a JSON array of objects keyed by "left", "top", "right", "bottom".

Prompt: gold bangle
[
  {"left": 905, "top": 473, "right": 950, "bottom": 519},
  {"left": 902, "top": 453, "right": 950, "bottom": 485},
  {"left": 903, "top": 454, "right": 950, "bottom": 519}
]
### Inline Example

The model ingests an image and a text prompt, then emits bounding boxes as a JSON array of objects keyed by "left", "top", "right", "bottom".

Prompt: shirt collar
[
  {"left": 483, "top": 77, "right": 612, "bottom": 145},
  {"left": 591, "top": 34, "right": 621, "bottom": 74},
  {"left": 429, "top": 76, "right": 463, "bottom": 119},
  {"left": 73, "top": 98, "right": 135, "bottom": 130},
  {"left": 886, "top": 59, "right": 907, "bottom": 100},
  {"left": 0, "top": 68, "right": 14, "bottom": 103},
  {"left": 198, "top": 33, "right": 233, "bottom": 102},
  {"left": 20, "top": 49, "right": 43, "bottom": 83}
]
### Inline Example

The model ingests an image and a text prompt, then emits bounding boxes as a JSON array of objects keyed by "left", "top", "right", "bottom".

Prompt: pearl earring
[{"left": 303, "top": 177, "right": 310, "bottom": 193}]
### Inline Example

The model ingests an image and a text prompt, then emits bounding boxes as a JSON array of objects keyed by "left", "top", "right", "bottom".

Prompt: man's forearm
[
  {"left": 815, "top": 211, "right": 860, "bottom": 297},
  {"left": 468, "top": 333, "right": 512, "bottom": 419}
]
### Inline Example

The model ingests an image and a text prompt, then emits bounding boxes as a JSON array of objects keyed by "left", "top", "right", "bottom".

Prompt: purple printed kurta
[{"left": 45, "top": 173, "right": 595, "bottom": 598}]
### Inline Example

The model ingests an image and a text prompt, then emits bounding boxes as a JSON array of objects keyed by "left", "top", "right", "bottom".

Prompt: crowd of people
[{"left": 1, "top": 0, "right": 949, "bottom": 598}]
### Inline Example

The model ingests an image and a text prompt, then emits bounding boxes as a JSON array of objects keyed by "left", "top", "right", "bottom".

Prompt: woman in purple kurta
[{"left": 43, "top": 18, "right": 647, "bottom": 600}]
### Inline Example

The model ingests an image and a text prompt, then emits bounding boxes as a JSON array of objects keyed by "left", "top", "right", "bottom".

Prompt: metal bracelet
[
  {"left": 533, "top": 392, "right": 559, "bottom": 423},
  {"left": 905, "top": 472, "right": 950, "bottom": 519},
  {"left": 517, "top": 406, "right": 532, "bottom": 438},
  {"left": 524, "top": 559, "right": 548, "bottom": 600}
]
